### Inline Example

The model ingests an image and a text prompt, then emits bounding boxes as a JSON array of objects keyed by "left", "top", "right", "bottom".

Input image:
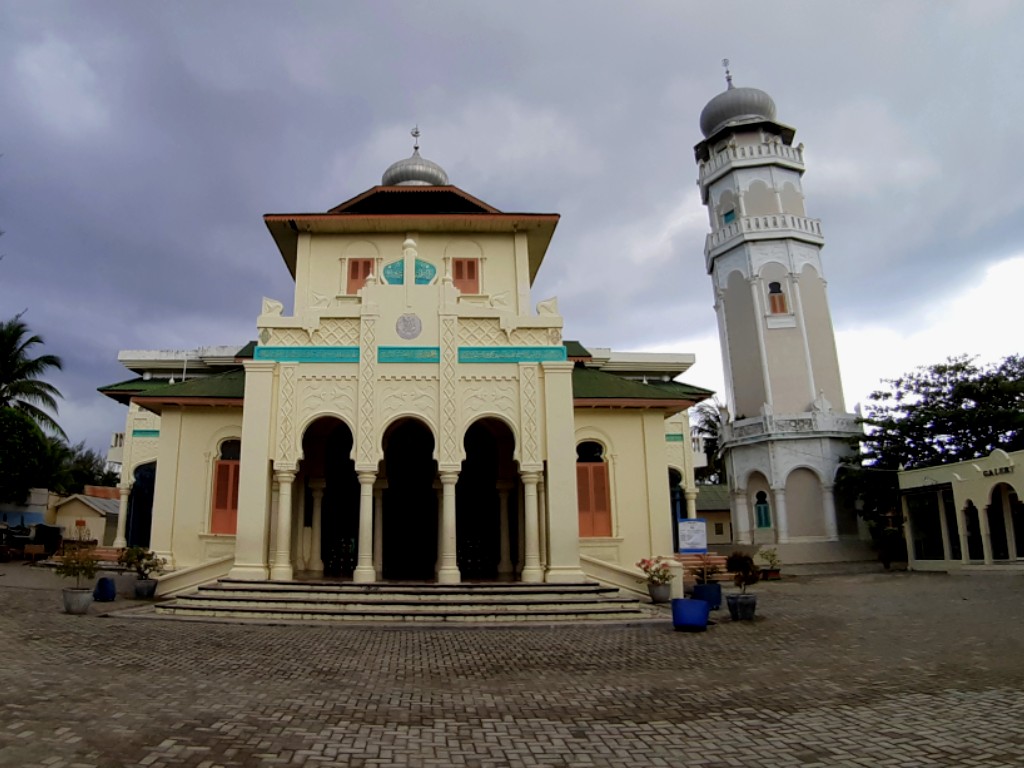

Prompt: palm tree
[
  {"left": 690, "top": 396, "right": 727, "bottom": 485},
  {"left": 0, "top": 316, "right": 66, "bottom": 438}
]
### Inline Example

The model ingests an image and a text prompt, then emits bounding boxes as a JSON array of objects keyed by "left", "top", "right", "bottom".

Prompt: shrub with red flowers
[{"left": 635, "top": 556, "right": 673, "bottom": 586}]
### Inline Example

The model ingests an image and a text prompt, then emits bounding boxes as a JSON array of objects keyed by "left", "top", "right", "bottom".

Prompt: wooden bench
[{"left": 675, "top": 553, "right": 731, "bottom": 586}]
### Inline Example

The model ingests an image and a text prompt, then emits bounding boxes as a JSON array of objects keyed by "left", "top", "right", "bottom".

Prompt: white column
[
  {"left": 955, "top": 501, "right": 970, "bottom": 564},
  {"left": 684, "top": 490, "right": 697, "bottom": 520},
  {"left": 748, "top": 278, "right": 773, "bottom": 410},
  {"left": 270, "top": 468, "right": 296, "bottom": 581},
  {"left": 353, "top": 471, "right": 377, "bottom": 583},
  {"left": 230, "top": 360, "right": 276, "bottom": 580},
  {"left": 373, "top": 486, "right": 383, "bottom": 580},
  {"left": 113, "top": 484, "right": 130, "bottom": 548},
  {"left": 936, "top": 490, "right": 952, "bottom": 562},
  {"left": 520, "top": 470, "right": 543, "bottom": 583},
  {"left": 308, "top": 480, "right": 325, "bottom": 575},
  {"left": 292, "top": 485, "right": 306, "bottom": 573},
  {"left": 497, "top": 485, "right": 513, "bottom": 580},
  {"left": 538, "top": 477, "right": 548, "bottom": 570},
  {"left": 772, "top": 487, "right": 789, "bottom": 543},
  {"left": 901, "top": 494, "right": 916, "bottom": 570},
  {"left": 979, "top": 502, "right": 994, "bottom": 565},
  {"left": 733, "top": 490, "right": 752, "bottom": 544},
  {"left": 539, "top": 360, "right": 586, "bottom": 583},
  {"left": 822, "top": 484, "right": 838, "bottom": 541},
  {"left": 436, "top": 471, "right": 461, "bottom": 583}
]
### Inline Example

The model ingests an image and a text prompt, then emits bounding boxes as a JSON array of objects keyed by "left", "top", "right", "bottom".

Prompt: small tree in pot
[
  {"left": 758, "top": 547, "right": 782, "bottom": 580},
  {"left": 55, "top": 543, "right": 100, "bottom": 615},
  {"left": 118, "top": 546, "right": 166, "bottom": 598},
  {"left": 690, "top": 553, "right": 722, "bottom": 610},
  {"left": 725, "top": 551, "right": 760, "bottom": 621}
]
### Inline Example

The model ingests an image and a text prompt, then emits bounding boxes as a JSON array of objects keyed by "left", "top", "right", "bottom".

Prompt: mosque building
[
  {"left": 100, "top": 132, "right": 712, "bottom": 596},
  {"left": 694, "top": 65, "right": 869, "bottom": 563}
]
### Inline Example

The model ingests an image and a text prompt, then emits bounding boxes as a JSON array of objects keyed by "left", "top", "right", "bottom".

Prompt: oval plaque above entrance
[{"left": 396, "top": 313, "right": 423, "bottom": 340}]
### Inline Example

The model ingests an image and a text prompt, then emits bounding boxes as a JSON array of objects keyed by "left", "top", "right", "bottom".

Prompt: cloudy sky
[{"left": 2, "top": 1, "right": 1022, "bottom": 452}]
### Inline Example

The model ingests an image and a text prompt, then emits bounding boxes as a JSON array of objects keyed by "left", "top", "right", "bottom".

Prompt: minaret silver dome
[
  {"left": 381, "top": 148, "right": 449, "bottom": 186},
  {"left": 699, "top": 84, "right": 777, "bottom": 138}
]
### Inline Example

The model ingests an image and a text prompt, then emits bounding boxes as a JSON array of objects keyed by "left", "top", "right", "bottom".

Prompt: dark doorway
[
  {"left": 964, "top": 501, "right": 985, "bottom": 560},
  {"left": 457, "top": 420, "right": 517, "bottom": 580},
  {"left": 303, "top": 418, "right": 359, "bottom": 577},
  {"left": 669, "top": 469, "right": 683, "bottom": 553},
  {"left": 987, "top": 484, "right": 1012, "bottom": 561},
  {"left": 126, "top": 462, "right": 156, "bottom": 547},
  {"left": 382, "top": 419, "right": 438, "bottom": 580}
]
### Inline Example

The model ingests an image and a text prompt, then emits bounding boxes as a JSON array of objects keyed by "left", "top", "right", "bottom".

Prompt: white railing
[
  {"left": 722, "top": 411, "right": 861, "bottom": 445},
  {"left": 705, "top": 214, "right": 823, "bottom": 254},
  {"left": 698, "top": 141, "right": 804, "bottom": 184},
  {"left": 155, "top": 555, "right": 234, "bottom": 598}
]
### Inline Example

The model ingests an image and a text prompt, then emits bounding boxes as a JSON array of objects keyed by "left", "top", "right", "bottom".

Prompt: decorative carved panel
[
  {"left": 298, "top": 375, "right": 358, "bottom": 423},
  {"left": 459, "top": 318, "right": 553, "bottom": 347}
]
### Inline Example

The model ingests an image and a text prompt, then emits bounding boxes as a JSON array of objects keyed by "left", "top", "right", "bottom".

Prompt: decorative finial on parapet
[
  {"left": 722, "top": 58, "right": 733, "bottom": 89},
  {"left": 411, "top": 125, "right": 421, "bottom": 152}
]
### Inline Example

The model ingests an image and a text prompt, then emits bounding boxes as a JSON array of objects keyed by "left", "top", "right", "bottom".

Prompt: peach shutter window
[
  {"left": 210, "top": 460, "right": 240, "bottom": 534},
  {"left": 347, "top": 258, "right": 374, "bottom": 294},
  {"left": 577, "top": 463, "right": 612, "bottom": 537},
  {"left": 453, "top": 258, "right": 479, "bottom": 294}
]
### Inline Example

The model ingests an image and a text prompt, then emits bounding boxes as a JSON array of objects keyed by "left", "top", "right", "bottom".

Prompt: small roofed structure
[{"left": 53, "top": 494, "right": 120, "bottom": 546}]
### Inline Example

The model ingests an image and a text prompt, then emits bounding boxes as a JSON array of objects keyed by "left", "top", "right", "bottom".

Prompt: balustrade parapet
[
  {"left": 698, "top": 141, "right": 805, "bottom": 186},
  {"left": 721, "top": 411, "right": 861, "bottom": 446},
  {"left": 704, "top": 214, "right": 824, "bottom": 265}
]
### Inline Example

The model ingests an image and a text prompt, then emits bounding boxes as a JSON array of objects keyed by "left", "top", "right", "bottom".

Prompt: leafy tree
[
  {"left": 690, "top": 397, "right": 727, "bottom": 485},
  {"left": 0, "top": 315, "right": 65, "bottom": 438},
  {"left": 859, "top": 354, "right": 1024, "bottom": 471},
  {"left": 0, "top": 408, "right": 46, "bottom": 504},
  {"left": 838, "top": 354, "right": 1024, "bottom": 566}
]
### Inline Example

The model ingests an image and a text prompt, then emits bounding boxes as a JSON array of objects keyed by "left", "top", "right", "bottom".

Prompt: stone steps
[{"left": 155, "top": 580, "right": 655, "bottom": 624}]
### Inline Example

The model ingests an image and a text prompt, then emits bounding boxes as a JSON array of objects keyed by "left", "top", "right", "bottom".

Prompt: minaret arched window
[
  {"left": 576, "top": 441, "right": 612, "bottom": 537},
  {"left": 211, "top": 439, "right": 241, "bottom": 535},
  {"left": 768, "top": 282, "right": 788, "bottom": 314},
  {"left": 754, "top": 491, "right": 772, "bottom": 529}
]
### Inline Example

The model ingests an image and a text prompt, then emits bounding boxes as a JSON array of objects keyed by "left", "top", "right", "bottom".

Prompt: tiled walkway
[{"left": 2, "top": 563, "right": 1023, "bottom": 767}]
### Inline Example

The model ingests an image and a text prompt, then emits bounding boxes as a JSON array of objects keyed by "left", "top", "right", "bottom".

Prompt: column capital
[
  {"left": 357, "top": 470, "right": 377, "bottom": 486},
  {"left": 273, "top": 468, "right": 296, "bottom": 483},
  {"left": 520, "top": 470, "right": 542, "bottom": 485},
  {"left": 308, "top": 479, "right": 327, "bottom": 492},
  {"left": 439, "top": 471, "right": 459, "bottom": 486}
]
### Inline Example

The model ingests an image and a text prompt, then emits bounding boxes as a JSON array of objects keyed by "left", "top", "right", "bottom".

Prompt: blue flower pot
[
  {"left": 691, "top": 582, "right": 722, "bottom": 611},
  {"left": 671, "top": 597, "right": 710, "bottom": 632}
]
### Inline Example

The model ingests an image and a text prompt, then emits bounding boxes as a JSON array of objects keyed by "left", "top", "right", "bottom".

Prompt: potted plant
[
  {"left": 118, "top": 546, "right": 166, "bottom": 599},
  {"left": 690, "top": 553, "right": 722, "bottom": 610},
  {"left": 758, "top": 547, "right": 782, "bottom": 580},
  {"left": 725, "top": 551, "right": 760, "bottom": 621},
  {"left": 55, "top": 543, "right": 100, "bottom": 615},
  {"left": 635, "top": 556, "right": 673, "bottom": 603}
]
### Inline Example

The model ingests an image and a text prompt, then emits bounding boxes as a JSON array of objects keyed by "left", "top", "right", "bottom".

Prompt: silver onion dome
[
  {"left": 381, "top": 148, "right": 450, "bottom": 186},
  {"left": 699, "top": 85, "right": 777, "bottom": 138}
]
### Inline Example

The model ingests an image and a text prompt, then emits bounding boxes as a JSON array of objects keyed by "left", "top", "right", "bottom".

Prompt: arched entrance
[
  {"left": 985, "top": 482, "right": 1016, "bottom": 561},
  {"left": 127, "top": 462, "right": 156, "bottom": 547},
  {"left": 669, "top": 468, "right": 683, "bottom": 552},
  {"left": 381, "top": 418, "right": 438, "bottom": 580},
  {"left": 457, "top": 419, "right": 518, "bottom": 580},
  {"left": 301, "top": 417, "right": 359, "bottom": 577}
]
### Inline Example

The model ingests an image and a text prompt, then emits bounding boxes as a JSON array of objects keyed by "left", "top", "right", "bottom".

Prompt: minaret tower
[{"left": 694, "top": 64, "right": 863, "bottom": 561}]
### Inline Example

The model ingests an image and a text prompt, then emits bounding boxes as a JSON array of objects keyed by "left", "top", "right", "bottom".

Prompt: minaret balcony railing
[
  {"left": 722, "top": 411, "right": 861, "bottom": 447},
  {"left": 705, "top": 213, "right": 824, "bottom": 263},
  {"left": 698, "top": 142, "right": 805, "bottom": 187}
]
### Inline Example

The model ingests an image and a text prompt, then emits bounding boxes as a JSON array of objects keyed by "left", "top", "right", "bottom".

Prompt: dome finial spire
[
  {"left": 411, "top": 125, "right": 421, "bottom": 152},
  {"left": 722, "top": 58, "right": 734, "bottom": 89}
]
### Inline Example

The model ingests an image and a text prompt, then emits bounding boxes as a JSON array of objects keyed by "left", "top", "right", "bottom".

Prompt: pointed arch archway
[
  {"left": 457, "top": 418, "right": 519, "bottom": 581},
  {"left": 380, "top": 417, "right": 438, "bottom": 580},
  {"left": 301, "top": 416, "right": 359, "bottom": 577}
]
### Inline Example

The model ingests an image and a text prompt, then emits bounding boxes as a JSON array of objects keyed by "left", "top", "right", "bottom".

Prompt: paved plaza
[{"left": 2, "top": 564, "right": 1024, "bottom": 767}]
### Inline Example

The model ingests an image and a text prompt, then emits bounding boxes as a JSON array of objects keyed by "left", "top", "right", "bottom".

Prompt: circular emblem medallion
[{"left": 396, "top": 313, "right": 422, "bottom": 340}]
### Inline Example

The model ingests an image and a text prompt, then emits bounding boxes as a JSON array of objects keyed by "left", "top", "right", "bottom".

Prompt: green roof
[
  {"left": 98, "top": 377, "right": 176, "bottom": 404},
  {"left": 695, "top": 484, "right": 730, "bottom": 512},
  {"left": 139, "top": 369, "right": 246, "bottom": 400},
  {"left": 572, "top": 365, "right": 713, "bottom": 405},
  {"left": 235, "top": 341, "right": 257, "bottom": 359},
  {"left": 563, "top": 340, "right": 591, "bottom": 359}
]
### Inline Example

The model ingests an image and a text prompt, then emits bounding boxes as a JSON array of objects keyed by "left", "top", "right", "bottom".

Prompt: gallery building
[{"left": 100, "top": 140, "right": 711, "bottom": 594}]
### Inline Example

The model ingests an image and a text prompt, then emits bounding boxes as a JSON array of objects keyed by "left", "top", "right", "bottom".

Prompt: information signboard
[{"left": 677, "top": 518, "right": 708, "bottom": 554}]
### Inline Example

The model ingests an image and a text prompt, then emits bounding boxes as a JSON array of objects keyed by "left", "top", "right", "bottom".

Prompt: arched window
[
  {"left": 211, "top": 439, "right": 241, "bottom": 534},
  {"left": 754, "top": 490, "right": 772, "bottom": 529},
  {"left": 577, "top": 441, "right": 612, "bottom": 537},
  {"left": 768, "top": 282, "right": 788, "bottom": 314}
]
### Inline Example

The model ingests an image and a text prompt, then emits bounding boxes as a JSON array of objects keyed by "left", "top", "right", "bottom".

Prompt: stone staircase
[{"left": 154, "top": 579, "right": 655, "bottom": 624}]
